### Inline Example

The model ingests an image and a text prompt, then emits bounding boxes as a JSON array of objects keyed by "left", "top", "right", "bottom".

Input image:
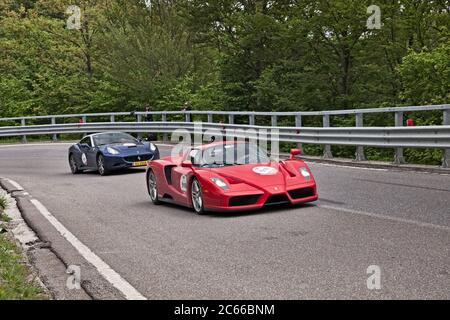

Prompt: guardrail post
[
  {"left": 137, "top": 114, "right": 142, "bottom": 139},
  {"left": 82, "top": 116, "right": 87, "bottom": 137},
  {"left": 394, "top": 111, "right": 405, "bottom": 164},
  {"left": 323, "top": 114, "right": 333, "bottom": 158},
  {"left": 110, "top": 115, "right": 115, "bottom": 123},
  {"left": 249, "top": 114, "right": 255, "bottom": 126},
  {"left": 21, "top": 118, "right": 27, "bottom": 143},
  {"left": 271, "top": 115, "right": 278, "bottom": 152},
  {"left": 355, "top": 113, "right": 366, "bottom": 161},
  {"left": 185, "top": 112, "right": 191, "bottom": 122},
  {"left": 207, "top": 113, "right": 213, "bottom": 123},
  {"left": 295, "top": 114, "right": 302, "bottom": 151},
  {"left": 271, "top": 115, "right": 277, "bottom": 127},
  {"left": 229, "top": 114, "right": 234, "bottom": 125},
  {"left": 51, "top": 117, "right": 58, "bottom": 142},
  {"left": 162, "top": 113, "right": 168, "bottom": 143},
  {"left": 443, "top": 109, "right": 450, "bottom": 168}
]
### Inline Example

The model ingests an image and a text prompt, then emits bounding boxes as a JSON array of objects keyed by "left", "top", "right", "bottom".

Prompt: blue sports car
[{"left": 68, "top": 132, "right": 160, "bottom": 176}]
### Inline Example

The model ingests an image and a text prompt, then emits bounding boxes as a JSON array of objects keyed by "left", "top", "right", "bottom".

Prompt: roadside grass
[
  {"left": 0, "top": 214, "right": 11, "bottom": 223},
  {"left": 0, "top": 196, "right": 9, "bottom": 222},
  {"left": 0, "top": 195, "right": 47, "bottom": 300}
]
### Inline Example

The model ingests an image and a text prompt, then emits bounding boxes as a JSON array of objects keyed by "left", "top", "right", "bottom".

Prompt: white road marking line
[
  {"left": 319, "top": 204, "right": 450, "bottom": 232},
  {"left": 308, "top": 161, "right": 450, "bottom": 176},
  {"left": 30, "top": 198, "right": 147, "bottom": 300},
  {"left": 6, "top": 178, "right": 24, "bottom": 191},
  {"left": 309, "top": 162, "right": 389, "bottom": 172}
]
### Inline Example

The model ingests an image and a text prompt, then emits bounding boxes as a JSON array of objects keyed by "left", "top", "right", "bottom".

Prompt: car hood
[
  {"left": 100, "top": 142, "right": 152, "bottom": 155},
  {"left": 210, "top": 162, "right": 287, "bottom": 187}
]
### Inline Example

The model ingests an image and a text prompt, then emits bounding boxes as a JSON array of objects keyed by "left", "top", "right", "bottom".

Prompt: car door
[
  {"left": 170, "top": 149, "right": 199, "bottom": 205},
  {"left": 171, "top": 166, "right": 192, "bottom": 201},
  {"left": 78, "top": 137, "right": 96, "bottom": 168}
]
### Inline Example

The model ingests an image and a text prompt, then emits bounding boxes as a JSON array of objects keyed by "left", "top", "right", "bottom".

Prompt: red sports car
[{"left": 146, "top": 141, "right": 318, "bottom": 214}]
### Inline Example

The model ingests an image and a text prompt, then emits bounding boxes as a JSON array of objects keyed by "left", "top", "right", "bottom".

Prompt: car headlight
[
  {"left": 299, "top": 167, "right": 311, "bottom": 180},
  {"left": 106, "top": 147, "right": 120, "bottom": 155},
  {"left": 211, "top": 177, "right": 229, "bottom": 190},
  {"left": 149, "top": 143, "right": 157, "bottom": 151}
]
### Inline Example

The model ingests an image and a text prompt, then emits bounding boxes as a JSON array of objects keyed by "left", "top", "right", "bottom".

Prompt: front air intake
[
  {"left": 229, "top": 195, "right": 261, "bottom": 207},
  {"left": 265, "top": 194, "right": 289, "bottom": 205},
  {"left": 124, "top": 154, "right": 153, "bottom": 162},
  {"left": 288, "top": 187, "right": 314, "bottom": 200}
]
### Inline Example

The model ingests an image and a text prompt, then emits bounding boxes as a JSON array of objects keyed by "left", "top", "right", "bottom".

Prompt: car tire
[
  {"left": 97, "top": 154, "right": 109, "bottom": 176},
  {"left": 147, "top": 169, "right": 161, "bottom": 205},
  {"left": 69, "top": 154, "right": 82, "bottom": 174},
  {"left": 190, "top": 178, "right": 205, "bottom": 215}
]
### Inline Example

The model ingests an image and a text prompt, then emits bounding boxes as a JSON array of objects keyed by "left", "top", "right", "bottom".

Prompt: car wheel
[
  {"left": 147, "top": 170, "right": 161, "bottom": 205},
  {"left": 190, "top": 178, "right": 205, "bottom": 215},
  {"left": 69, "top": 154, "right": 82, "bottom": 174},
  {"left": 97, "top": 154, "right": 109, "bottom": 176}
]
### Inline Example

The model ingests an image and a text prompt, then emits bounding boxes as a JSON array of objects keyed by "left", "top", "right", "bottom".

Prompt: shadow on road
[
  {"left": 57, "top": 168, "right": 147, "bottom": 177},
  {"left": 134, "top": 199, "right": 319, "bottom": 219},
  {"left": 207, "top": 203, "right": 318, "bottom": 218}
]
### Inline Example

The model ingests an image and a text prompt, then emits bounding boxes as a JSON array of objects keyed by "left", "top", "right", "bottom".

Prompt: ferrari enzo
[
  {"left": 146, "top": 141, "right": 318, "bottom": 214},
  {"left": 69, "top": 132, "right": 159, "bottom": 175}
]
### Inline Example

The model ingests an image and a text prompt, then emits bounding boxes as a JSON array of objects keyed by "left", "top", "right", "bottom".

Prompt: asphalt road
[{"left": 0, "top": 143, "right": 449, "bottom": 299}]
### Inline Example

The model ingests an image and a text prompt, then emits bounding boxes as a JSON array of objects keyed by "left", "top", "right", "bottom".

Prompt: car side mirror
[
  {"left": 290, "top": 148, "right": 302, "bottom": 159},
  {"left": 181, "top": 160, "right": 193, "bottom": 169},
  {"left": 80, "top": 143, "right": 90, "bottom": 149}
]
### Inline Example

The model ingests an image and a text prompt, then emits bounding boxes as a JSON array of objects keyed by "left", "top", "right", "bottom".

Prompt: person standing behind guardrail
[
  {"left": 144, "top": 105, "right": 156, "bottom": 141},
  {"left": 181, "top": 101, "right": 192, "bottom": 112},
  {"left": 145, "top": 105, "right": 153, "bottom": 122},
  {"left": 181, "top": 101, "right": 192, "bottom": 122}
]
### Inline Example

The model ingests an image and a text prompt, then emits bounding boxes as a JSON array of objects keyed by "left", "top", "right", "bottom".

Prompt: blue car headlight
[
  {"left": 149, "top": 143, "right": 157, "bottom": 152},
  {"left": 106, "top": 147, "right": 120, "bottom": 155}
]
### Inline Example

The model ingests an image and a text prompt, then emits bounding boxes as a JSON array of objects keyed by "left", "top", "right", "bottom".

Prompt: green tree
[{"left": 399, "top": 44, "right": 450, "bottom": 105}]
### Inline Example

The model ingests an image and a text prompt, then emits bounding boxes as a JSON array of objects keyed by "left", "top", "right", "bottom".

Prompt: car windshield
[
  {"left": 93, "top": 133, "right": 137, "bottom": 146},
  {"left": 190, "top": 143, "right": 270, "bottom": 168}
]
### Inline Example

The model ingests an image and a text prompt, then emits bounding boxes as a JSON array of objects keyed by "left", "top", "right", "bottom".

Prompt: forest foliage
[{"left": 0, "top": 0, "right": 448, "bottom": 118}]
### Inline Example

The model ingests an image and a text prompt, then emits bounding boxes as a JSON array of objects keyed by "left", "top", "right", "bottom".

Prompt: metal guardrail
[
  {"left": 0, "top": 104, "right": 449, "bottom": 168},
  {"left": 0, "top": 104, "right": 449, "bottom": 121},
  {"left": 0, "top": 121, "right": 449, "bottom": 147}
]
